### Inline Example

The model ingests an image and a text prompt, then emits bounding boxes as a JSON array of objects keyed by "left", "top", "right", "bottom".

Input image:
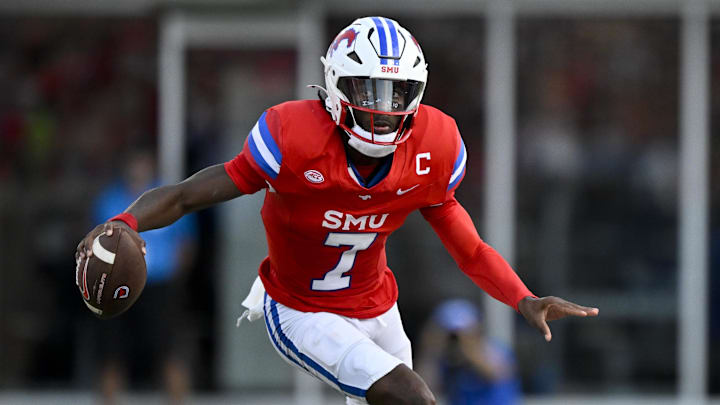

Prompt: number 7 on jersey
[{"left": 311, "top": 232, "right": 377, "bottom": 291}]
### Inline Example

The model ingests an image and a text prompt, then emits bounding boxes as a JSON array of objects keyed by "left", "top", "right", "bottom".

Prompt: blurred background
[{"left": 0, "top": 0, "right": 718, "bottom": 404}]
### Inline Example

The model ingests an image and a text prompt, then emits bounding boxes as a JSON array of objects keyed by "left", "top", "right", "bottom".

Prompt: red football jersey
[{"left": 225, "top": 100, "right": 466, "bottom": 318}]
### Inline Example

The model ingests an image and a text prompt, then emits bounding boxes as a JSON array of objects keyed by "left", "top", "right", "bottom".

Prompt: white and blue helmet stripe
[
  {"left": 371, "top": 17, "right": 401, "bottom": 66},
  {"left": 247, "top": 111, "right": 282, "bottom": 179}
]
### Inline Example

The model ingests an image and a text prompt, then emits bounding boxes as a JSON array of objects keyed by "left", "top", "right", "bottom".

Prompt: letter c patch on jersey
[{"left": 416, "top": 152, "right": 431, "bottom": 175}]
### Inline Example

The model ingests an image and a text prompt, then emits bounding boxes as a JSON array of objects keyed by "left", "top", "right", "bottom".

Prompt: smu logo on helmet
[
  {"left": 330, "top": 28, "right": 357, "bottom": 56},
  {"left": 381, "top": 66, "right": 399, "bottom": 74}
]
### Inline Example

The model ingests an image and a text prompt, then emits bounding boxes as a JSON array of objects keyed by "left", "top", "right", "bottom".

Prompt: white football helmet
[{"left": 321, "top": 17, "right": 428, "bottom": 157}]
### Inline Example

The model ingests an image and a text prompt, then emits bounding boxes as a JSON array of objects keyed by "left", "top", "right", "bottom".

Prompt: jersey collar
[{"left": 346, "top": 154, "right": 394, "bottom": 188}]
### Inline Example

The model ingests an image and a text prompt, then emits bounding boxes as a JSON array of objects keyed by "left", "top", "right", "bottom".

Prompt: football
[{"left": 75, "top": 227, "right": 146, "bottom": 319}]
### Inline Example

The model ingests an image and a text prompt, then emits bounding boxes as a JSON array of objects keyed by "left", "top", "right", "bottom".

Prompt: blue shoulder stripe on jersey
[
  {"left": 248, "top": 133, "right": 279, "bottom": 179},
  {"left": 448, "top": 137, "right": 467, "bottom": 191},
  {"left": 384, "top": 18, "right": 400, "bottom": 66},
  {"left": 267, "top": 296, "right": 367, "bottom": 398},
  {"left": 258, "top": 112, "right": 282, "bottom": 164},
  {"left": 247, "top": 111, "right": 282, "bottom": 179},
  {"left": 452, "top": 137, "right": 466, "bottom": 173},
  {"left": 372, "top": 17, "right": 389, "bottom": 66},
  {"left": 448, "top": 167, "right": 466, "bottom": 191}
]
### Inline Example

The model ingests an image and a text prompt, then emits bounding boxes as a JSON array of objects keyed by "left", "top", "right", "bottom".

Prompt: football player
[{"left": 76, "top": 17, "right": 598, "bottom": 405}]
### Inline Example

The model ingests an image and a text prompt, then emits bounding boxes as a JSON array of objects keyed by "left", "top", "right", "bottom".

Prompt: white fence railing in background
[
  {"left": 679, "top": 0, "right": 710, "bottom": 401},
  {"left": 483, "top": 0, "right": 517, "bottom": 346},
  {"left": 158, "top": 11, "right": 186, "bottom": 185}
]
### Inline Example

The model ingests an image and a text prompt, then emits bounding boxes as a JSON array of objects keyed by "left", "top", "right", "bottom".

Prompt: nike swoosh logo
[{"left": 396, "top": 184, "right": 420, "bottom": 195}]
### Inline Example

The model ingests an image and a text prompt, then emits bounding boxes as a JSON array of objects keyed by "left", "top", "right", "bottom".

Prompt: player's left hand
[{"left": 518, "top": 296, "right": 599, "bottom": 342}]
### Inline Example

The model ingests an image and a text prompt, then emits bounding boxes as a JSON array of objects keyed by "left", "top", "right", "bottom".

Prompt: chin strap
[{"left": 347, "top": 132, "right": 397, "bottom": 158}]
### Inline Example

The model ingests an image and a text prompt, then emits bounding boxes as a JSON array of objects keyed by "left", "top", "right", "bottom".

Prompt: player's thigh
[
  {"left": 263, "top": 294, "right": 403, "bottom": 401},
  {"left": 366, "top": 303, "right": 413, "bottom": 368}
]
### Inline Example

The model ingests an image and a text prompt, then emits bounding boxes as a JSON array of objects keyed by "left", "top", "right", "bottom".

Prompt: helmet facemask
[{"left": 337, "top": 77, "right": 424, "bottom": 148}]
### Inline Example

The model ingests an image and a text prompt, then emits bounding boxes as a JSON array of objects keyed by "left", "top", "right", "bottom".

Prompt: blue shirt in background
[
  {"left": 93, "top": 181, "right": 198, "bottom": 285},
  {"left": 441, "top": 338, "right": 521, "bottom": 405}
]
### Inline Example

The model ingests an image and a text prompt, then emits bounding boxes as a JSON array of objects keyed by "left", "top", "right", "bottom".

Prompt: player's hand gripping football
[
  {"left": 75, "top": 221, "right": 146, "bottom": 264},
  {"left": 518, "top": 296, "right": 599, "bottom": 342}
]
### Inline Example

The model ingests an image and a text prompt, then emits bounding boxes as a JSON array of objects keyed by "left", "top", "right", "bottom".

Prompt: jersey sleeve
[
  {"left": 420, "top": 198, "right": 535, "bottom": 311},
  {"left": 447, "top": 129, "right": 467, "bottom": 194},
  {"left": 224, "top": 109, "right": 283, "bottom": 194}
]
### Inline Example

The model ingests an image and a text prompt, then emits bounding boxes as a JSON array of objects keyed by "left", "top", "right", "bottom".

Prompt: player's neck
[{"left": 342, "top": 136, "right": 386, "bottom": 168}]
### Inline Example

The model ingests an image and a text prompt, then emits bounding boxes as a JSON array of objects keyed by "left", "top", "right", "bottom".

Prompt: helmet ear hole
[{"left": 414, "top": 57, "right": 421, "bottom": 67}]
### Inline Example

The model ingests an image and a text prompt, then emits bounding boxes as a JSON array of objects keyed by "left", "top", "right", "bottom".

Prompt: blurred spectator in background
[
  {"left": 91, "top": 148, "right": 198, "bottom": 404},
  {"left": 417, "top": 299, "right": 521, "bottom": 405}
]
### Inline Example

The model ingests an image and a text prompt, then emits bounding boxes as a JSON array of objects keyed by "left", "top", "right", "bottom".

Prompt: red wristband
[{"left": 108, "top": 213, "right": 138, "bottom": 232}]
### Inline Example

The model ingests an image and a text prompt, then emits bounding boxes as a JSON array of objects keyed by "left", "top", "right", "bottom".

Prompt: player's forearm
[
  {"left": 124, "top": 164, "right": 243, "bottom": 232},
  {"left": 125, "top": 184, "right": 188, "bottom": 232},
  {"left": 420, "top": 199, "right": 535, "bottom": 310},
  {"left": 462, "top": 244, "right": 535, "bottom": 311}
]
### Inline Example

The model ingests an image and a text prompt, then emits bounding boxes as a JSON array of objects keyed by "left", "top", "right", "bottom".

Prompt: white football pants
[{"left": 262, "top": 293, "right": 413, "bottom": 404}]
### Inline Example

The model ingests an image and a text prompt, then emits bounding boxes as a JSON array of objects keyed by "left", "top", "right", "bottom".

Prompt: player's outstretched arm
[
  {"left": 420, "top": 198, "right": 534, "bottom": 310},
  {"left": 518, "top": 296, "right": 599, "bottom": 342},
  {"left": 76, "top": 164, "right": 243, "bottom": 260},
  {"left": 125, "top": 163, "right": 243, "bottom": 231},
  {"left": 421, "top": 198, "right": 599, "bottom": 342}
]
